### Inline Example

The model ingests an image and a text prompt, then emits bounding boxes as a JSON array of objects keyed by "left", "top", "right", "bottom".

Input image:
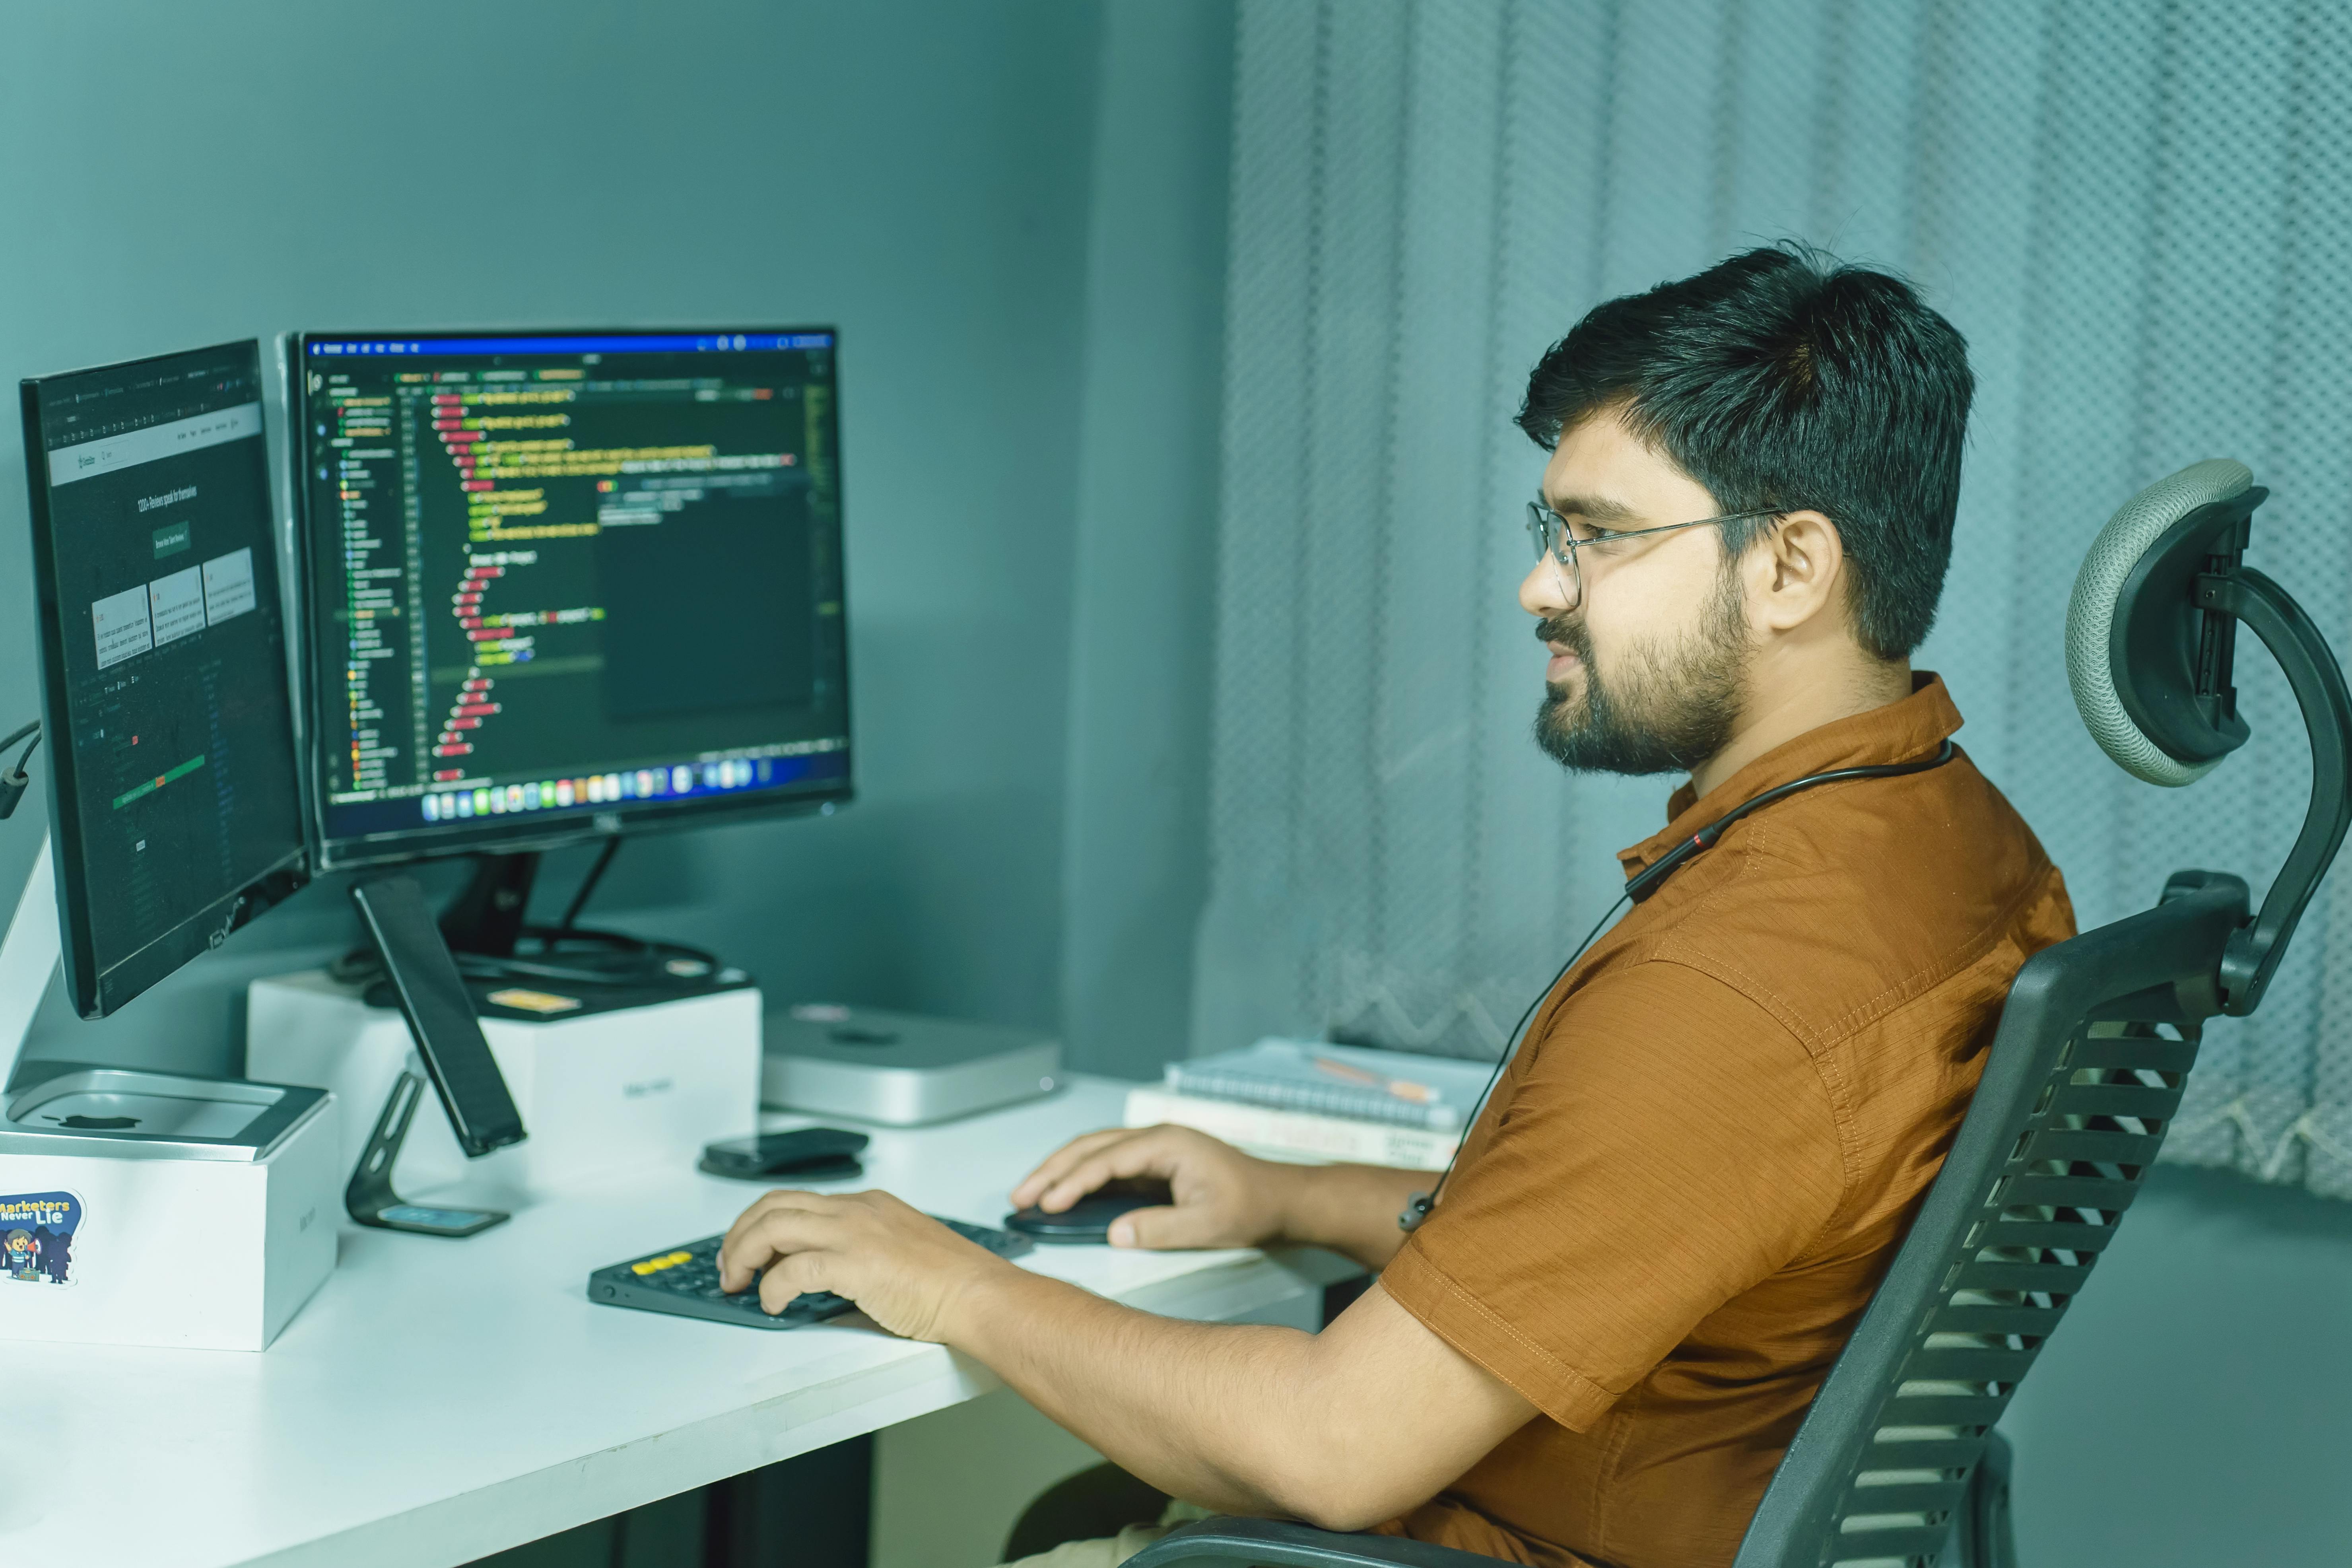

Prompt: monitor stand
[
  {"left": 439, "top": 850, "right": 542, "bottom": 958},
  {"left": 436, "top": 846, "right": 723, "bottom": 989}
]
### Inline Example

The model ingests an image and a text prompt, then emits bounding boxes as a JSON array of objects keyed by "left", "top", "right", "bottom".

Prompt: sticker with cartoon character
[{"left": 0, "top": 1192, "right": 82, "bottom": 1286}]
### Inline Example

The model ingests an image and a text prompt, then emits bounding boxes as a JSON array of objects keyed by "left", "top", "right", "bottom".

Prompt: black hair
[{"left": 1516, "top": 244, "right": 1973, "bottom": 660}]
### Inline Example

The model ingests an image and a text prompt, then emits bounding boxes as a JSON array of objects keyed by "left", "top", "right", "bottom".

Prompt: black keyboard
[{"left": 587, "top": 1218, "right": 1035, "bottom": 1330}]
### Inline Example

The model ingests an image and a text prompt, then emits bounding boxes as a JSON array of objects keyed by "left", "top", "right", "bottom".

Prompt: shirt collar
[{"left": 1616, "top": 672, "right": 1964, "bottom": 882}]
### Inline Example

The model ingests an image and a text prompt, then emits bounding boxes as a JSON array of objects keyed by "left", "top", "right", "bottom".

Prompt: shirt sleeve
[{"left": 1381, "top": 960, "right": 1844, "bottom": 1431}]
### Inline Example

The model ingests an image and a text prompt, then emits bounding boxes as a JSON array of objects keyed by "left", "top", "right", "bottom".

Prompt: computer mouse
[{"left": 1004, "top": 1180, "right": 1175, "bottom": 1244}]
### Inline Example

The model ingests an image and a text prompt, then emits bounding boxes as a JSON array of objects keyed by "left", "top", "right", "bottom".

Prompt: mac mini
[{"left": 762, "top": 1004, "right": 1062, "bottom": 1125}]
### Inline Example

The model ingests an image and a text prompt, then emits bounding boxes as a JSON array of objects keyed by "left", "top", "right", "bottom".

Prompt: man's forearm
[
  {"left": 952, "top": 1263, "right": 1336, "bottom": 1519},
  {"left": 720, "top": 1186, "right": 1537, "bottom": 1533},
  {"left": 1273, "top": 1161, "right": 1429, "bottom": 1271}
]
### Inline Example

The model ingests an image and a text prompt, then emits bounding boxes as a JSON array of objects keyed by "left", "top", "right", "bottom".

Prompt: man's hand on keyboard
[{"left": 717, "top": 1189, "right": 1015, "bottom": 1342}]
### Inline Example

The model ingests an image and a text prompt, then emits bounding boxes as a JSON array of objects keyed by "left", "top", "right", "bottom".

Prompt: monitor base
[
  {"left": 330, "top": 845, "right": 736, "bottom": 997},
  {"left": 429, "top": 847, "right": 730, "bottom": 992}
]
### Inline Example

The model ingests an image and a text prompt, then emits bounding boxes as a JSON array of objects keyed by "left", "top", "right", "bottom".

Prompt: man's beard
[{"left": 1533, "top": 568, "right": 1750, "bottom": 776}]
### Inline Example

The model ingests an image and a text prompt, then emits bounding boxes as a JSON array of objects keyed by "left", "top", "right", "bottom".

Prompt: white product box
[
  {"left": 246, "top": 970, "right": 761, "bottom": 1198},
  {"left": 0, "top": 1066, "right": 339, "bottom": 1351}
]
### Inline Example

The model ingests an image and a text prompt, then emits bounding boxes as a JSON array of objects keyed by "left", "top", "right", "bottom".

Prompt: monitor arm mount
[
  {"left": 2109, "top": 485, "right": 2352, "bottom": 1016},
  {"left": 0, "top": 716, "right": 54, "bottom": 1096},
  {"left": 0, "top": 721, "right": 40, "bottom": 821}
]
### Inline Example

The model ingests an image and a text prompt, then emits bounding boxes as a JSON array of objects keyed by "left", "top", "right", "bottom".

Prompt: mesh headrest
[{"left": 2065, "top": 458, "right": 2253, "bottom": 786}]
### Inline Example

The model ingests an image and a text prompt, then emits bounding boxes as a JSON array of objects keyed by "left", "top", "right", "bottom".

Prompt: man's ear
[{"left": 1749, "top": 509, "right": 1846, "bottom": 633}]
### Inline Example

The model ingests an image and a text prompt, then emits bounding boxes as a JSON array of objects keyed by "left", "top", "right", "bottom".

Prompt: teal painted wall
[
  {"left": 1059, "top": 3, "right": 1233, "bottom": 1078},
  {"left": 0, "top": 0, "right": 1232, "bottom": 1082}
]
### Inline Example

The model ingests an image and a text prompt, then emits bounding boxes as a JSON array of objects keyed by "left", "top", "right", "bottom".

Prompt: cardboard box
[
  {"left": 247, "top": 970, "right": 761, "bottom": 1196},
  {"left": 0, "top": 1066, "right": 338, "bottom": 1350}
]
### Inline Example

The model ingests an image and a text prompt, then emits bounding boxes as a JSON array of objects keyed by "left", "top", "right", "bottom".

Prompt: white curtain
[{"left": 1195, "top": 0, "right": 2352, "bottom": 1199}]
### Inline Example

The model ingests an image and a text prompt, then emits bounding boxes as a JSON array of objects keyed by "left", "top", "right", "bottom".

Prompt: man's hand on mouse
[
  {"left": 1009, "top": 1125, "right": 1297, "bottom": 1250},
  {"left": 716, "top": 1189, "right": 1014, "bottom": 1342}
]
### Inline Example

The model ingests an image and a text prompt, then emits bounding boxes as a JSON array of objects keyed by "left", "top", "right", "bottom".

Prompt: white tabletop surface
[{"left": 2, "top": 1076, "right": 1358, "bottom": 1568}]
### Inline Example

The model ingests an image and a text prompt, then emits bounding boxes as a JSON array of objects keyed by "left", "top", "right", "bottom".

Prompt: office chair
[{"left": 1128, "top": 459, "right": 2352, "bottom": 1568}]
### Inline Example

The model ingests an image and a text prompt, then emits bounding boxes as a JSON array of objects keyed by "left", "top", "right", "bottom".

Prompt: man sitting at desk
[{"left": 719, "top": 245, "right": 2073, "bottom": 1568}]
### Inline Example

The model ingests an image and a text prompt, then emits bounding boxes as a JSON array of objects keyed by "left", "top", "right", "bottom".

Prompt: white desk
[{"left": 5, "top": 1076, "right": 1358, "bottom": 1568}]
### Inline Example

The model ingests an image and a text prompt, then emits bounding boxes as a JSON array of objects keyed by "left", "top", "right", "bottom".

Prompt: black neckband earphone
[
  {"left": 1620, "top": 737, "right": 1958, "bottom": 903},
  {"left": 1395, "top": 737, "right": 1957, "bottom": 1234}
]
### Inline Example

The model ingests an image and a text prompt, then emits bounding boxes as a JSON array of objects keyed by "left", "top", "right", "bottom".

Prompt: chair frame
[{"left": 1130, "top": 872, "right": 2247, "bottom": 1568}]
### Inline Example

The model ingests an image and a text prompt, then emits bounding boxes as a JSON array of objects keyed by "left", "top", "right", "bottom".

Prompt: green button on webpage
[
  {"left": 152, "top": 520, "right": 191, "bottom": 558},
  {"left": 113, "top": 753, "right": 206, "bottom": 810}
]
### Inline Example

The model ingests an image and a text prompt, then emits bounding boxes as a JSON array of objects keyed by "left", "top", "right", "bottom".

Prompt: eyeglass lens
[{"left": 1526, "top": 504, "right": 1580, "bottom": 606}]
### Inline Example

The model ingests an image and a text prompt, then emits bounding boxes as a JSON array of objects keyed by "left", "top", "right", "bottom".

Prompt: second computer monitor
[
  {"left": 19, "top": 340, "right": 309, "bottom": 1016},
  {"left": 291, "top": 329, "right": 851, "bottom": 869}
]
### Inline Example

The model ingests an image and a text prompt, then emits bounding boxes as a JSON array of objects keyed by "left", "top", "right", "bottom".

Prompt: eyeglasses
[{"left": 1524, "top": 497, "right": 1783, "bottom": 609}]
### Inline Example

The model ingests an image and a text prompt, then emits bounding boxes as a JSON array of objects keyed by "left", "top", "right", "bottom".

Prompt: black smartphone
[
  {"left": 1005, "top": 1179, "right": 1174, "bottom": 1243},
  {"left": 350, "top": 876, "right": 527, "bottom": 1158},
  {"left": 698, "top": 1127, "right": 870, "bottom": 1181}
]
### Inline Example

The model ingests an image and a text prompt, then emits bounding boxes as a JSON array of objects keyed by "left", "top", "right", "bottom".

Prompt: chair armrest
[{"left": 1124, "top": 1517, "right": 1513, "bottom": 1568}]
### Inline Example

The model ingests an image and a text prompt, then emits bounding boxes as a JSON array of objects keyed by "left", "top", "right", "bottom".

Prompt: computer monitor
[
  {"left": 19, "top": 341, "right": 309, "bottom": 1018},
  {"left": 287, "top": 329, "right": 852, "bottom": 938}
]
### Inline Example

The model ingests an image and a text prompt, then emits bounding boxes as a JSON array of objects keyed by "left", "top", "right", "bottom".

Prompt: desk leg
[
  {"left": 704, "top": 1433, "right": 874, "bottom": 1568},
  {"left": 457, "top": 1438, "right": 873, "bottom": 1568}
]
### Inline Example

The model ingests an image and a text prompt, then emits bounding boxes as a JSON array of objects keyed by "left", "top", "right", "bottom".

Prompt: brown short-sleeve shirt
[{"left": 1377, "top": 675, "right": 2074, "bottom": 1568}]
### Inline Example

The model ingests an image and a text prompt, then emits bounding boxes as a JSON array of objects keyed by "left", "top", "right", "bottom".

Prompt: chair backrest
[{"left": 1731, "top": 868, "right": 2250, "bottom": 1568}]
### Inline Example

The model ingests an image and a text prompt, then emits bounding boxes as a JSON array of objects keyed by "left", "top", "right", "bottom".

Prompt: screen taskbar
[{"left": 322, "top": 743, "right": 849, "bottom": 839}]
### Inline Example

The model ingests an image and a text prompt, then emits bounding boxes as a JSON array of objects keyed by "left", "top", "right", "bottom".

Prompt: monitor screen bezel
[
  {"left": 287, "top": 325, "right": 855, "bottom": 872},
  {"left": 19, "top": 339, "right": 311, "bottom": 1018}
]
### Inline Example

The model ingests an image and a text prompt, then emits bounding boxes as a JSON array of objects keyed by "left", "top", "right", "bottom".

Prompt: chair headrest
[{"left": 2065, "top": 458, "right": 2254, "bottom": 786}]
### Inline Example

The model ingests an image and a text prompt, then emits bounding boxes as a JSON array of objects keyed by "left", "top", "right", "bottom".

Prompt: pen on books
[{"left": 1311, "top": 1053, "right": 1437, "bottom": 1104}]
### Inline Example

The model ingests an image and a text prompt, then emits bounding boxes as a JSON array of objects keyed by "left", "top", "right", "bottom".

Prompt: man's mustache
[{"left": 1536, "top": 614, "right": 1589, "bottom": 659}]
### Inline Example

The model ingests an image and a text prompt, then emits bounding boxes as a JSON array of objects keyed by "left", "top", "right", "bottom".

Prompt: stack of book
[{"left": 1122, "top": 1038, "right": 1497, "bottom": 1170}]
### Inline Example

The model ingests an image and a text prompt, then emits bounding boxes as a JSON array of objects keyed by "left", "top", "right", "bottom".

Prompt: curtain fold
[{"left": 1198, "top": 0, "right": 2352, "bottom": 1198}]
